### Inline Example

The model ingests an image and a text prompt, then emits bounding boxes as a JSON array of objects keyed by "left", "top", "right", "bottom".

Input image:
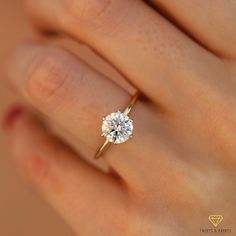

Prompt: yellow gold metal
[{"left": 95, "top": 91, "right": 139, "bottom": 160}]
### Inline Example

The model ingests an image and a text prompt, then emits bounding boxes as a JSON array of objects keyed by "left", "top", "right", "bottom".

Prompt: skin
[{"left": 3, "top": 0, "right": 236, "bottom": 235}]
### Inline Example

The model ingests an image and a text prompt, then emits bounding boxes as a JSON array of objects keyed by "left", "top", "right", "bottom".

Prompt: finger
[
  {"left": 24, "top": 0, "right": 222, "bottom": 110},
  {"left": 147, "top": 0, "right": 236, "bottom": 58},
  {"left": 7, "top": 42, "right": 173, "bottom": 189},
  {"left": 3, "top": 105, "right": 128, "bottom": 235}
]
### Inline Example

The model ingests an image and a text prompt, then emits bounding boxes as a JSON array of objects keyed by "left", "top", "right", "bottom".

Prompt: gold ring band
[{"left": 95, "top": 92, "right": 139, "bottom": 160}]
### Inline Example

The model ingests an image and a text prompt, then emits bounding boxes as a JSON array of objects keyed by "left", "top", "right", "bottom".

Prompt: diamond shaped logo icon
[{"left": 208, "top": 215, "right": 223, "bottom": 227}]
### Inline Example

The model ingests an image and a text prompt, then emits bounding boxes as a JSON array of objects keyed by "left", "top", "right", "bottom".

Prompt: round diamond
[{"left": 102, "top": 111, "right": 133, "bottom": 144}]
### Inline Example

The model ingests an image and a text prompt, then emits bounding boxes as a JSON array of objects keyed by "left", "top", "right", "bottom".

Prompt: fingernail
[
  {"left": 6, "top": 42, "right": 43, "bottom": 91},
  {"left": 3, "top": 105, "right": 26, "bottom": 129}
]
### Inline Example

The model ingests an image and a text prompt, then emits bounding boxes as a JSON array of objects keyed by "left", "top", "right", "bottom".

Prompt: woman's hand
[{"left": 4, "top": 0, "right": 236, "bottom": 235}]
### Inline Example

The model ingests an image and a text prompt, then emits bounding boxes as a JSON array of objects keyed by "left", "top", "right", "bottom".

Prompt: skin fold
[{"left": 3, "top": 0, "right": 236, "bottom": 235}]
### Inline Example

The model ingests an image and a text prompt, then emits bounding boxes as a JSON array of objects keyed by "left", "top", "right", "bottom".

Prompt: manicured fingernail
[{"left": 3, "top": 105, "right": 26, "bottom": 129}]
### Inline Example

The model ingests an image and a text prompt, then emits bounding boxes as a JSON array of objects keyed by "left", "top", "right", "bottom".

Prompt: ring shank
[{"left": 94, "top": 91, "right": 139, "bottom": 160}]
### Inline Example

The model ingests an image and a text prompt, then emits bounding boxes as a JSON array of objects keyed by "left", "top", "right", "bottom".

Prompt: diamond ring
[{"left": 95, "top": 92, "right": 139, "bottom": 159}]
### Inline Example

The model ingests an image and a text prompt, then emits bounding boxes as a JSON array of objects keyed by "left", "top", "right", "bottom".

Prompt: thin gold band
[{"left": 95, "top": 92, "right": 139, "bottom": 160}]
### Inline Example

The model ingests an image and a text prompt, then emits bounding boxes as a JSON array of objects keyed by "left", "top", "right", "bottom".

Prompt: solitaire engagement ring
[{"left": 95, "top": 92, "right": 139, "bottom": 159}]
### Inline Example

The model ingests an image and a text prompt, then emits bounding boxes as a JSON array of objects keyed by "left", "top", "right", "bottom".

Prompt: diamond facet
[{"left": 102, "top": 111, "right": 133, "bottom": 144}]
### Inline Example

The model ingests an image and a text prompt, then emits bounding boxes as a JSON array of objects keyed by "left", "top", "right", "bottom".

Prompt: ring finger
[{"left": 7, "top": 42, "right": 174, "bottom": 189}]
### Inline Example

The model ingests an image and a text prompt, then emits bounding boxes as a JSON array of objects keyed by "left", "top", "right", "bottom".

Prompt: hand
[{"left": 4, "top": 0, "right": 236, "bottom": 235}]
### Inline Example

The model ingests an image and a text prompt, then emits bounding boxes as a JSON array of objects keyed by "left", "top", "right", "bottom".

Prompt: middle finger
[{"left": 26, "top": 0, "right": 222, "bottom": 111}]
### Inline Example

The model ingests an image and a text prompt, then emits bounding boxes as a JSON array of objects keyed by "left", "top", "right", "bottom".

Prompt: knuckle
[
  {"left": 205, "top": 92, "right": 236, "bottom": 139},
  {"left": 110, "top": 208, "right": 149, "bottom": 236},
  {"left": 26, "top": 48, "right": 71, "bottom": 106},
  {"left": 210, "top": 96, "right": 234, "bottom": 124},
  {"left": 60, "top": 0, "right": 128, "bottom": 34},
  {"left": 108, "top": 213, "right": 131, "bottom": 236},
  {"left": 62, "top": 0, "right": 112, "bottom": 22}
]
